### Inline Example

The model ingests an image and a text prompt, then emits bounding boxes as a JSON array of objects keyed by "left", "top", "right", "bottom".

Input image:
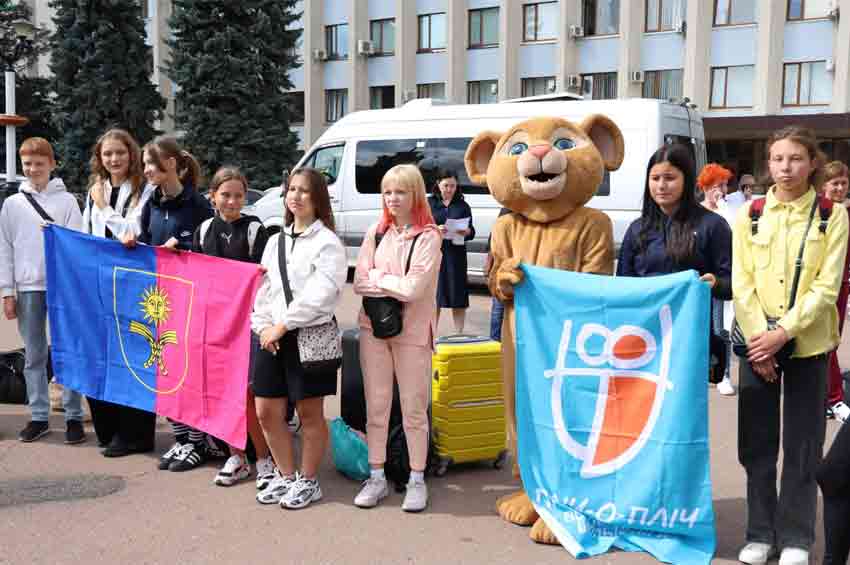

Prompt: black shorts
[{"left": 251, "top": 330, "right": 338, "bottom": 401}]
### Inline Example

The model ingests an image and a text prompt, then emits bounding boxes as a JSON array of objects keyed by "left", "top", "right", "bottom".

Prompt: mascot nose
[{"left": 529, "top": 144, "right": 551, "bottom": 159}]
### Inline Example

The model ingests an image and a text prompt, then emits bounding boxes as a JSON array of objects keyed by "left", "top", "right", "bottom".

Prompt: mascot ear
[
  {"left": 580, "top": 114, "right": 625, "bottom": 172},
  {"left": 465, "top": 131, "right": 503, "bottom": 186}
]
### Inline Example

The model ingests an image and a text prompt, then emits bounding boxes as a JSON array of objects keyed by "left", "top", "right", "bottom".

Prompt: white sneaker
[
  {"left": 255, "top": 456, "right": 276, "bottom": 490},
  {"left": 214, "top": 454, "right": 251, "bottom": 487},
  {"left": 280, "top": 475, "right": 323, "bottom": 509},
  {"left": 832, "top": 401, "right": 850, "bottom": 424},
  {"left": 354, "top": 476, "right": 389, "bottom": 508},
  {"left": 256, "top": 471, "right": 296, "bottom": 505},
  {"left": 738, "top": 542, "right": 777, "bottom": 564},
  {"left": 401, "top": 479, "right": 428, "bottom": 513},
  {"left": 779, "top": 547, "right": 809, "bottom": 565},
  {"left": 717, "top": 378, "right": 736, "bottom": 396}
]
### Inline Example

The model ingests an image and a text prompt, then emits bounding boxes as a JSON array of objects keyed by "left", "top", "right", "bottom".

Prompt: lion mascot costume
[{"left": 465, "top": 115, "right": 624, "bottom": 544}]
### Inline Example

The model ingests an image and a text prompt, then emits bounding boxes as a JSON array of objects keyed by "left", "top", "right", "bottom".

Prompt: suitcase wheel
[{"left": 494, "top": 450, "right": 508, "bottom": 470}]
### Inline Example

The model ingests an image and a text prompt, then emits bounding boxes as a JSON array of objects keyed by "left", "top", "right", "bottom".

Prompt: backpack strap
[
  {"left": 23, "top": 193, "right": 55, "bottom": 223},
  {"left": 372, "top": 228, "right": 421, "bottom": 275},
  {"left": 749, "top": 198, "right": 766, "bottom": 236},
  {"left": 818, "top": 195, "right": 834, "bottom": 234}
]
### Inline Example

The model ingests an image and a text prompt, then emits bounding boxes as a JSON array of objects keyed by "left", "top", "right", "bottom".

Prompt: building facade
[{"left": 26, "top": 0, "right": 850, "bottom": 181}]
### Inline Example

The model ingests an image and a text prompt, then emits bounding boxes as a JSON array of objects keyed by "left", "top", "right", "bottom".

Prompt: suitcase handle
[{"left": 436, "top": 334, "right": 492, "bottom": 345}]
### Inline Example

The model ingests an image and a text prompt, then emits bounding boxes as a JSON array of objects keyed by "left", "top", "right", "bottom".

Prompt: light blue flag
[{"left": 515, "top": 264, "right": 715, "bottom": 565}]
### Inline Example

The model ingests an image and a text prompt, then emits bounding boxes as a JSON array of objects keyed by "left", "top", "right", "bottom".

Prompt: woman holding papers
[
  {"left": 428, "top": 171, "right": 474, "bottom": 334},
  {"left": 82, "top": 128, "right": 156, "bottom": 458}
]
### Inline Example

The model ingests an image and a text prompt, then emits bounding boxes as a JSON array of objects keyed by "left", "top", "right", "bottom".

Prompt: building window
[
  {"left": 642, "top": 69, "right": 684, "bottom": 100},
  {"left": 417, "top": 83, "right": 446, "bottom": 99},
  {"left": 325, "top": 89, "right": 348, "bottom": 123},
  {"left": 325, "top": 24, "right": 349, "bottom": 60},
  {"left": 523, "top": 2, "right": 559, "bottom": 42},
  {"left": 468, "top": 80, "right": 499, "bottom": 104},
  {"left": 583, "top": 0, "right": 620, "bottom": 35},
  {"left": 788, "top": 0, "right": 831, "bottom": 20},
  {"left": 783, "top": 61, "right": 831, "bottom": 106},
  {"left": 714, "top": 0, "right": 756, "bottom": 25},
  {"left": 370, "top": 18, "right": 395, "bottom": 55},
  {"left": 284, "top": 91, "right": 305, "bottom": 124},
  {"left": 645, "top": 0, "right": 686, "bottom": 32},
  {"left": 709, "top": 65, "right": 754, "bottom": 108},
  {"left": 581, "top": 72, "right": 618, "bottom": 100},
  {"left": 469, "top": 7, "right": 499, "bottom": 48},
  {"left": 521, "top": 76, "right": 557, "bottom": 97},
  {"left": 418, "top": 13, "right": 447, "bottom": 52},
  {"left": 369, "top": 86, "right": 395, "bottom": 110}
]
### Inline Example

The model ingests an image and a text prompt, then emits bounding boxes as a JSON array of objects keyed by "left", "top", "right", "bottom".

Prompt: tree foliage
[
  {"left": 48, "top": 0, "right": 165, "bottom": 191},
  {"left": 0, "top": 2, "right": 50, "bottom": 72},
  {"left": 0, "top": 76, "right": 59, "bottom": 169},
  {"left": 167, "top": 0, "right": 302, "bottom": 189}
]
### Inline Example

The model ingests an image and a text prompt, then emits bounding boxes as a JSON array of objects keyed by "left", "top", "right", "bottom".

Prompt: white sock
[
  {"left": 409, "top": 471, "right": 425, "bottom": 484},
  {"left": 370, "top": 468, "right": 386, "bottom": 481}
]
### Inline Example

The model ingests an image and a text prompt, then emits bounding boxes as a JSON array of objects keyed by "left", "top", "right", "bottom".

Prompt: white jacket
[
  {"left": 0, "top": 178, "right": 83, "bottom": 296},
  {"left": 251, "top": 220, "right": 347, "bottom": 334},
  {"left": 81, "top": 180, "right": 154, "bottom": 238}
]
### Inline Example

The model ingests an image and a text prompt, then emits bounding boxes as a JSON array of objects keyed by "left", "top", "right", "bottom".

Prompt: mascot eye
[
  {"left": 509, "top": 142, "right": 528, "bottom": 156},
  {"left": 554, "top": 138, "right": 575, "bottom": 150}
]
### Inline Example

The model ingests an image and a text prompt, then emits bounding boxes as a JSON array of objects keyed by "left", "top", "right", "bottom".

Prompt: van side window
[
  {"left": 304, "top": 144, "right": 344, "bottom": 184},
  {"left": 355, "top": 138, "right": 489, "bottom": 195}
]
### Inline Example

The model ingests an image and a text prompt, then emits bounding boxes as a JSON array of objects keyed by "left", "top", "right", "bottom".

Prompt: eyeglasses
[{"left": 740, "top": 184, "right": 753, "bottom": 189}]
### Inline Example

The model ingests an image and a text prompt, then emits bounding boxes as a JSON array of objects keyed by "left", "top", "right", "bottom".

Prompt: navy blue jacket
[
  {"left": 617, "top": 208, "right": 732, "bottom": 300},
  {"left": 138, "top": 185, "right": 214, "bottom": 250}
]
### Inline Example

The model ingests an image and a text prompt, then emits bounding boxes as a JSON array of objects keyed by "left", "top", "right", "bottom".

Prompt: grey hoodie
[{"left": 0, "top": 178, "right": 82, "bottom": 296}]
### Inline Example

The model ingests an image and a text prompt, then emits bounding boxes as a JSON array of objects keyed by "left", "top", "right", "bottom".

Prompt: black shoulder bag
[
  {"left": 362, "top": 230, "right": 422, "bottom": 339},
  {"left": 731, "top": 196, "right": 822, "bottom": 364},
  {"left": 278, "top": 230, "right": 343, "bottom": 375}
]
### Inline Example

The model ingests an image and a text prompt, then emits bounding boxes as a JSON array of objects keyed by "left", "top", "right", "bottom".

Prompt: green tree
[
  {"left": 0, "top": 76, "right": 59, "bottom": 169},
  {"left": 167, "top": 0, "right": 302, "bottom": 189},
  {"left": 48, "top": 0, "right": 165, "bottom": 191}
]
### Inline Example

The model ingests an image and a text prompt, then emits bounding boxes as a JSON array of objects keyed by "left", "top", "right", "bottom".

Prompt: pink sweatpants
[{"left": 360, "top": 330, "right": 431, "bottom": 471}]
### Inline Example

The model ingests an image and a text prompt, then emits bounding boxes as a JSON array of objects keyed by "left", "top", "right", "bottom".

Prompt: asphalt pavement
[{"left": 0, "top": 284, "right": 844, "bottom": 564}]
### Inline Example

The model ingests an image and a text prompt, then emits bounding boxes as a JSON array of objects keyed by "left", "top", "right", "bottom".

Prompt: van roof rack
[{"left": 501, "top": 91, "right": 583, "bottom": 104}]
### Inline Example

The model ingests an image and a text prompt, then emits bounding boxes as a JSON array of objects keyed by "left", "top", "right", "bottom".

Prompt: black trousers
[
  {"left": 818, "top": 419, "right": 850, "bottom": 564},
  {"left": 87, "top": 397, "right": 156, "bottom": 449},
  {"left": 738, "top": 354, "right": 827, "bottom": 549}
]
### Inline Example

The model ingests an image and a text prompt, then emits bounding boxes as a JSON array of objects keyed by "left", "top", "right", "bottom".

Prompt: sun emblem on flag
[{"left": 129, "top": 285, "right": 178, "bottom": 375}]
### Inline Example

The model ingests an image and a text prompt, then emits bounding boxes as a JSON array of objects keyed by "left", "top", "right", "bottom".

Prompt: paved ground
[{"left": 0, "top": 284, "right": 845, "bottom": 564}]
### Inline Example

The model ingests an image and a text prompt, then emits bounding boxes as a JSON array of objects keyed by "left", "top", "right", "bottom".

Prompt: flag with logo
[
  {"left": 44, "top": 225, "right": 262, "bottom": 448},
  {"left": 515, "top": 265, "right": 715, "bottom": 565}
]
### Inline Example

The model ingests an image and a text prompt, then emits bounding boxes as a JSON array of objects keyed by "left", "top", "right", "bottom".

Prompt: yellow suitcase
[{"left": 431, "top": 335, "right": 508, "bottom": 475}]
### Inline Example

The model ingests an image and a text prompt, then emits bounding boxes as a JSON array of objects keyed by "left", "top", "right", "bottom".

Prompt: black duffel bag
[{"left": 0, "top": 349, "right": 27, "bottom": 404}]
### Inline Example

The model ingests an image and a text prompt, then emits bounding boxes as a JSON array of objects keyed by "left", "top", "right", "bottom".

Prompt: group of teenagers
[
  {"left": 5, "top": 123, "right": 850, "bottom": 562},
  {"left": 0, "top": 128, "right": 476, "bottom": 515}
]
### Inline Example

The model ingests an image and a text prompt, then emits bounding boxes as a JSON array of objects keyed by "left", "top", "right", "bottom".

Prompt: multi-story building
[{"left": 26, "top": 0, "right": 850, "bottom": 180}]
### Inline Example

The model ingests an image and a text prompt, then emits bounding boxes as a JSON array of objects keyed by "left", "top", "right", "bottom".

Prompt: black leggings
[{"left": 818, "top": 421, "right": 850, "bottom": 565}]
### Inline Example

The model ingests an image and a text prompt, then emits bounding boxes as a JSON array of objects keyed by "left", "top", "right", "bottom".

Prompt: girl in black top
[
  {"left": 192, "top": 166, "right": 274, "bottom": 488},
  {"left": 428, "top": 171, "right": 475, "bottom": 334}
]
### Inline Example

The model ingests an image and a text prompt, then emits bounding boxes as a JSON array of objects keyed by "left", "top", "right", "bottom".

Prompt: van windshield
[{"left": 355, "top": 138, "right": 489, "bottom": 195}]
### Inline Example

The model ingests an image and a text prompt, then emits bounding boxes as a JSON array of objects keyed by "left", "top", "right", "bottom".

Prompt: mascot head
[{"left": 464, "top": 115, "right": 624, "bottom": 223}]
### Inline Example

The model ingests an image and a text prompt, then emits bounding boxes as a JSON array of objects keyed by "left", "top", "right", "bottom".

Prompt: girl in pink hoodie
[{"left": 352, "top": 164, "right": 442, "bottom": 513}]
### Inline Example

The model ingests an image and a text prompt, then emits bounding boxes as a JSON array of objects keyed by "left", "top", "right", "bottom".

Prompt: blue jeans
[
  {"left": 490, "top": 298, "right": 504, "bottom": 342},
  {"left": 16, "top": 291, "right": 83, "bottom": 422}
]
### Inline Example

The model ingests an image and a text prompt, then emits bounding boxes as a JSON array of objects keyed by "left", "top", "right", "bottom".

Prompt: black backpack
[
  {"left": 0, "top": 349, "right": 27, "bottom": 404},
  {"left": 384, "top": 414, "right": 439, "bottom": 492}
]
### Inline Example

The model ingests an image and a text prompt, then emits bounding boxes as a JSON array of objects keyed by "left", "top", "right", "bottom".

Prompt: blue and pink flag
[
  {"left": 44, "top": 225, "right": 262, "bottom": 448},
  {"left": 515, "top": 265, "right": 716, "bottom": 565}
]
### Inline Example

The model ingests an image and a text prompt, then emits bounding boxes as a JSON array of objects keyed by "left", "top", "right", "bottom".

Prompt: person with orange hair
[
  {"left": 352, "top": 164, "right": 442, "bottom": 512},
  {"left": 697, "top": 163, "right": 737, "bottom": 397}
]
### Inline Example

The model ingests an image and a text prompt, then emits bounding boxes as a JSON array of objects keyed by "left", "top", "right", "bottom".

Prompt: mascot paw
[
  {"left": 530, "top": 517, "right": 561, "bottom": 545},
  {"left": 496, "top": 258, "right": 524, "bottom": 299},
  {"left": 496, "top": 491, "right": 539, "bottom": 526}
]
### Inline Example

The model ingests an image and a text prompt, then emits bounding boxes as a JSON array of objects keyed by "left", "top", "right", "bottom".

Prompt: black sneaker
[
  {"left": 19, "top": 421, "right": 50, "bottom": 443},
  {"left": 158, "top": 442, "right": 185, "bottom": 470},
  {"left": 65, "top": 420, "right": 86, "bottom": 444},
  {"left": 169, "top": 443, "right": 207, "bottom": 472}
]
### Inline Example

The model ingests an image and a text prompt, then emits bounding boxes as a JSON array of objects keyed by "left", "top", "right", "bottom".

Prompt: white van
[{"left": 250, "top": 97, "right": 707, "bottom": 280}]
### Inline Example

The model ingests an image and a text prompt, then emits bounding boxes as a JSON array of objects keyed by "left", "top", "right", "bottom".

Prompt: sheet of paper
[{"left": 445, "top": 217, "right": 470, "bottom": 245}]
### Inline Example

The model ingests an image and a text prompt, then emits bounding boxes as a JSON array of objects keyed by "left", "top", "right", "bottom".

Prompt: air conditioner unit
[
  {"left": 567, "top": 74, "right": 582, "bottom": 89},
  {"left": 489, "top": 82, "right": 499, "bottom": 95},
  {"left": 828, "top": 0, "right": 840, "bottom": 19},
  {"left": 568, "top": 25, "right": 585, "bottom": 39},
  {"left": 826, "top": 58, "right": 836, "bottom": 72},
  {"left": 357, "top": 39, "right": 375, "bottom": 56},
  {"left": 674, "top": 19, "right": 686, "bottom": 34},
  {"left": 311, "top": 48, "right": 327, "bottom": 62},
  {"left": 630, "top": 70, "right": 644, "bottom": 83}
]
